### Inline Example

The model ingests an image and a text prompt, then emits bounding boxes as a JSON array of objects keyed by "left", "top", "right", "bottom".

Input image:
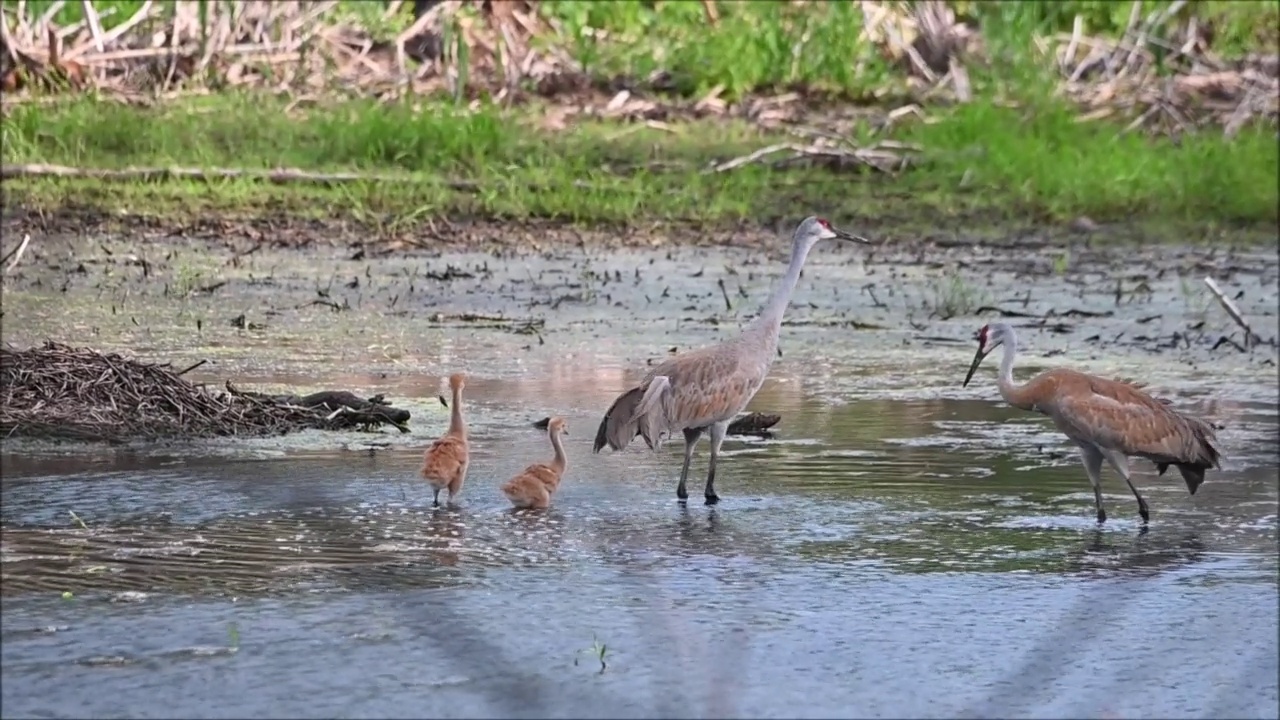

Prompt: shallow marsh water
[{"left": 2, "top": 231, "right": 1278, "bottom": 719}]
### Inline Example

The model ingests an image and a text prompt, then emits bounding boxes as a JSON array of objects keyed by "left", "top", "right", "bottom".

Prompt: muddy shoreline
[
  {"left": 4, "top": 204, "right": 1279, "bottom": 255},
  {"left": 2, "top": 218, "right": 1275, "bottom": 426}
]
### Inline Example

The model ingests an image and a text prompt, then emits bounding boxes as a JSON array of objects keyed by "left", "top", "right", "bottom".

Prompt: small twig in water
[
  {"left": 3, "top": 234, "right": 32, "bottom": 274},
  {"left": 1203, "top": 277, "right": 1262, "bottom": 350},
  {"left": 718, "top": 277, "right": 733, "bottom": 312},
  {"left": 68, "top": 510, "right": 89, "bottom": 530},
  {"left": 175, "top": 359, "right": 207, "bottom": 376},
  {"left": 1211, "top": 335, "right": 1246, "bottom": 353}
]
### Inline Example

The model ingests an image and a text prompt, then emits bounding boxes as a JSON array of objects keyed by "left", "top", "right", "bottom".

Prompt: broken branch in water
[
  {"left": 1203, "top": 277, "right": 1262, "bottom": 350},
  {"left": 531, "top": 411, "right": 780, "bottom": 437}
]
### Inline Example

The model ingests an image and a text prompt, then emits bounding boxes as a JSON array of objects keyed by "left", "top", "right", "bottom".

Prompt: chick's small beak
[
  {"left": 438, "top": 395, "right": 449, "bottom": 408},
  {"left": 961, "top": 344, "right": 990, "bottom": 388}
]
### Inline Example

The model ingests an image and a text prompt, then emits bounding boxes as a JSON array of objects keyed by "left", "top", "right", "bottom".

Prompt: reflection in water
[
  {"left": 2, "top": 391, "right": 1276, "bottom": 599},
  {"left": 1060, "top": 528, "right": 1207, "bottom": 576}
]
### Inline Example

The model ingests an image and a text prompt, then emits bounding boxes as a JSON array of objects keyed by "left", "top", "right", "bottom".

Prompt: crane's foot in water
[
  {"left": 1095, "top": 506, "right": 1107, "bottom": 524},
  {"left": 704, "top": 493, "right": 720, "bottom": 506}
]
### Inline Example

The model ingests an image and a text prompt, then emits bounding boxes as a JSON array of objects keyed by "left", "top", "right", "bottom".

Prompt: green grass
[
  {"left": 3, "top": 92, "right": 1276, "bottom": 229},
  {"left": 3, "top": 2, "right": 1276, "bottom": 232}
]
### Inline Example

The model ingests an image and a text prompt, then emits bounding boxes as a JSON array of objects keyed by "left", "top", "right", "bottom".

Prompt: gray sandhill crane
[
  {"left": 962, "top": 322, "right": 1222, "bottom": 525},
  {"left": 593, "top": 216, "right": 870, "bottom": 505}
]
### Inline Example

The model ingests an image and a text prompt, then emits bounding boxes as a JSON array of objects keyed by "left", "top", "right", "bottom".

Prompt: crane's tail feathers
[
  {"left": 1176, "top": 464, "right": 1208, "bottom": 496},
  {"left": 594, "top": 386, "right": 645, "bottom": 454},
  {"left": 1184, "top": 415, "right": 1223, "bottom": 469},
  {"left": 630, "top": 376, "right": 673, "bottom": 451},
  {"left": 1156, "top": 414, "right": 1221, "bottom": 496}
]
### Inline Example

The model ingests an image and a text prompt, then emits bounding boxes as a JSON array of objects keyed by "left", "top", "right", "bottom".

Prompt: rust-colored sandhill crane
[
  {"left": 502, "top": 416, "right": 569, "bottom": 510},
  {"left": 594, "top": 216, "right": 870, "bottom": 505},
  {"left": 420, "top": 373, "right": 470, "bottom": 507},
  {"left": 962, "top": 322, "right": 1222, "bottom": 525}
]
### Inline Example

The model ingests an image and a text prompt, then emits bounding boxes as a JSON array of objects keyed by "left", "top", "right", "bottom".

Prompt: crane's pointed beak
[
  {"left": 833, "top": 227, "right": 872, "bottom": 244},
  {"left": 961, "top": 345, "right": 989, "bottom": 387}
]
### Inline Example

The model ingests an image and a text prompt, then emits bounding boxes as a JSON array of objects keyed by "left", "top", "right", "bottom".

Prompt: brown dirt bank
[{"left": 3, "top": 204, "right": 1275, "bottom": 259}]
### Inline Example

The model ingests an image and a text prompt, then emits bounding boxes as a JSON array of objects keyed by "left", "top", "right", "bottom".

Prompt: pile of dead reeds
[
  {"left": 0, "top": 341, "right": 411, "bottom": 443},
  {"left": 1043, "top": 2, "right": 1278, "bottom": 137},
  {"left": 0, "top": 0, "right": 571, "bottom": 103},
  {"left": 859, "top": 0, "right": 1277, "bottom": 137}
]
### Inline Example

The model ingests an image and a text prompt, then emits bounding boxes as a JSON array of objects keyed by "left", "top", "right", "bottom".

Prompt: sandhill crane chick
[
  {"left": 963, "top": 323, "right": 1222, "bottom": 525},
  {"left": 420, "top": 373, "right": 470, "bottom": 507},
  {"left": 502, "top": 416, "right": 570, "bottom": 510},
  {"left": 594, "top": 216, "right": 870, "bottom": 505}
]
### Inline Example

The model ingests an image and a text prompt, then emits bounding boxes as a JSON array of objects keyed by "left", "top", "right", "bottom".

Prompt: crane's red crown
[
  {"left": 977, "top": 324, "right": 990, "bottom": 344},
  {"left": 816, "top": 218, "right": 831, "bottom": 230}
]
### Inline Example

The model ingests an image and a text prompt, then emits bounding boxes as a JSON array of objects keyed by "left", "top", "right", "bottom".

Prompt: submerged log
[
  {"left": 726, "top": 412, "right": 781, "bottom": 436},
  {"left": 226, "top": 385, "right": 412, "bottom": 431}
]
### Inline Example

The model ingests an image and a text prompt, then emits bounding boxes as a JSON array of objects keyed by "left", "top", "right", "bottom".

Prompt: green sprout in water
[
  {"left": 1178, "top": 275, "right": 1211, "bottom": 321},
  {"left": 227, "top": 622, "right": 241, "bottom": 651},
  {"left": 574, "top": 634, "right": 608, "bottom": 673},
  {"left": 929, "top": 274, "right": 989, "bottom": 320},
  {"left": 1051, "top": 250, "right": 1071, "bottom": 275}
]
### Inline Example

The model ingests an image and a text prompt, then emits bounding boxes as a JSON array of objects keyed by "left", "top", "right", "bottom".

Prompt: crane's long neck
[
  {"left": 994, "top": 335, "right": 1035, "bottom": 411},
  {"left": 448, "top": 385, "right": 467, "bottom": 436},
  {"left": 750, "top": 238, "right": 813, "bottom": 335},
  {"left": 548, "top": 428, "right": 567, "bottom": 474}
]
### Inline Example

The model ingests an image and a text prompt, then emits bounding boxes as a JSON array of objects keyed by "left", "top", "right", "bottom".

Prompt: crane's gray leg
[
  {"left": 1079, "top": 444, "right": 1108, "bottom": 524},
  {"left": 676, "top": 427, "right": 704, "bottom": 502},
  {"left": 704, "top": 421, "right": 729, "bottom": 506},
  {"left": 1101, "top": 449, "right": 1149, "bottom": 524}
]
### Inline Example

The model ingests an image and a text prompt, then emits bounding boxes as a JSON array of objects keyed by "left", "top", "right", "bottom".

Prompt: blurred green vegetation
[{"left": 4, "top": 1, "right": 1276, "bottom": 232}]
